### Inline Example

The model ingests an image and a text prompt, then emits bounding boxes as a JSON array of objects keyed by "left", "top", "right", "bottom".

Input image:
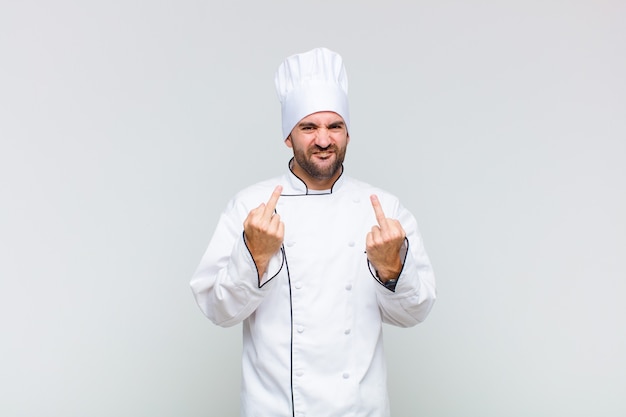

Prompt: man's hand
[
  {"left": 366, "top": 194, "right": 406, "bottom": 282},
  {"left": 243, "top": 185, "right": 285, "bottom": 278}
]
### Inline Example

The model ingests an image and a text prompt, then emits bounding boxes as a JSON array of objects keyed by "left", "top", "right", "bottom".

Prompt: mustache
[{"left": 311, "top": 144, "right": 337, "bottom": 152}]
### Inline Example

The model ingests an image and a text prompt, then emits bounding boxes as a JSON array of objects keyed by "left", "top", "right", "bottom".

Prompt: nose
[{"left": 315, "top": 127, "right": 332, "bottom": 148}]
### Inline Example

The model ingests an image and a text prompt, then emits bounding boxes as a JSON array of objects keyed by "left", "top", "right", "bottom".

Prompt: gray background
[{"left": 1, "top": 1, "right": 624, "bottom": 416}]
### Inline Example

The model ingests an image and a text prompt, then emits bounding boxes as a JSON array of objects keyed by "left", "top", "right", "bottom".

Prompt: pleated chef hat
[{"left": 275, "top": 47, "right": 350, "bottom": 139}]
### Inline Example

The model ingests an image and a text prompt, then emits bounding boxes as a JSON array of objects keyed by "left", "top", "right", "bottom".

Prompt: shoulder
[
  {"left": 343, "top": 176, "right": 400, "bottom": 202},
  {"left": 225, "top": 175, "right": 285, "bottom": 211},
  {"left": 342, "top": 175, "right": 410, "bottom": 219}
]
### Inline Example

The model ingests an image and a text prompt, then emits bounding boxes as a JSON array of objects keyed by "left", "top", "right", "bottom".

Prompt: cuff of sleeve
[
  {"left": 258, "top": 247, "right": 285, "bottom": 287},
  {"left": 239, "top": 232, "right": 285, "bottom": 288},
  {"left": 368, "top": 238, "right": 409, "bottom": 292}
]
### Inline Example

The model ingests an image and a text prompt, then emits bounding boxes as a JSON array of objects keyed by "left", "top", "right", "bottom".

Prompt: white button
[
  {"left": 353, "top": 198, "right": 360, "bottom": 203},
  {"left": 344, "top": 329, "right": 351, "bottom": 335},
  {"left": 343, "top": 372, "right": 350, "bottom": 379},
  {"left": 348, "top": 241, "right": 355, "bottom": 247},
  {"left": 286, "top": 241, "right": 295, "bottom": 247},
  {"left": 345, "top": 284, "right": 352, "bottom": 291},
  {"left": 297, "top": 326, "right": 305, "bottom": 333},
  {"left": 296, "top": 370, "right": 304, "bottom": 377},
  {"left": 294, "top": 282, "right": 302, "bottom": 289}
]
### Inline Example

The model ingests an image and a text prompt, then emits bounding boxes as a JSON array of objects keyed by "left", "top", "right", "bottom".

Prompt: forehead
[{"left": 297, "top": 111, "right": 345, "bottom": 125}]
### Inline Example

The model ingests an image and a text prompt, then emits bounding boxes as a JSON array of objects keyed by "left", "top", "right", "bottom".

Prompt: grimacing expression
[{"left": 286, "top": 111, "right": 350, "bottom": 186}]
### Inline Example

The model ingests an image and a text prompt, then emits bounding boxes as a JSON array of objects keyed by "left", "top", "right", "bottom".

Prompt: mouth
[{"left": 312, "top": 150, "right": 335, "bottom": 160}]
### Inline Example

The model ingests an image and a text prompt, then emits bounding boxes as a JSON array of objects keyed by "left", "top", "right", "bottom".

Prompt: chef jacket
[{"left": 191, "top": 162, "right": 436, "bottom": 417}]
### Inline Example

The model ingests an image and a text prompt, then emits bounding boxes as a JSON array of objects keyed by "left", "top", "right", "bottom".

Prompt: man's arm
[
  {"left": 190, "top": 186, "right": 285, "bottom": 327},
  {"left": 366, "top": 195, "right": 437, "bottom": 327}
]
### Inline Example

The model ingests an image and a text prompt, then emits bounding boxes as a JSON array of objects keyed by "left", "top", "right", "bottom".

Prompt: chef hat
[{"left": 275, "top": 47, "right": 350, "bottom": 139}]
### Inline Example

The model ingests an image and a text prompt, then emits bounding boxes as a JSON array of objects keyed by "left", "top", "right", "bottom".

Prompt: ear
[{"left": 284, "top": 135, "right": 293, "bottom": 148}]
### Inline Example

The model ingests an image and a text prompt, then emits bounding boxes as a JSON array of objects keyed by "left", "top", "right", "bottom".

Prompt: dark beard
[{"left": 293, "top": 145, "right": 346, "bottom": 180}]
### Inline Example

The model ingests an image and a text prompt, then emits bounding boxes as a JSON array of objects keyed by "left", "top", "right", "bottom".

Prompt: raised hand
[
  {"left": 366, "top": 194, "right": 406, "bottom": 282},
  {"left": 243, "top": 185, "right": 285, "bottom": 278}
]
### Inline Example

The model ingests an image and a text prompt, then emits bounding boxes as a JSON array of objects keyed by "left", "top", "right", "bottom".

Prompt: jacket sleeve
[
  {"left": 189, "top": 198, "right": 284, "bottom": 327},
  {"left": 372, "top": 200, "right": 437, "bottom": 327}
]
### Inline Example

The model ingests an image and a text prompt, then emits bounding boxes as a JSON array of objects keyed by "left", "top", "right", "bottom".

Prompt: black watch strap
[{"left": 383, "top": 278, "right": 398, "bottom": 291}]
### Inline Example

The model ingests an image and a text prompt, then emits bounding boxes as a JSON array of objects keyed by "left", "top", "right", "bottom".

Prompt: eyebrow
[{"left": 298, "top": 120, "right": 345, "bottom": 128}]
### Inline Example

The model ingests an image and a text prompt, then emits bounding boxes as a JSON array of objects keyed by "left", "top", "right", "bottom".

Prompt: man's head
[
  {"left": 285, "top": 111, "right": 349, "bottom": 189},
  {"left": 275, "top": 47, "right": 351, "bottom": 189}
]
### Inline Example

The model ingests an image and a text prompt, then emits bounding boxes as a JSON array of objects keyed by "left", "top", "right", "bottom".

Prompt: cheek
[
  {"left": 292, "top": 137, "right": 316, "bottom": 152},
  {"left": 334, "top": 136, "right": 349, "bottom": 149}
]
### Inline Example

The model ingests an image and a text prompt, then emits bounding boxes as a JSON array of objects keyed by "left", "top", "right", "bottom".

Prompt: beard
[{"left": 291, "top": 142, "right": 347, "bottom": 181}]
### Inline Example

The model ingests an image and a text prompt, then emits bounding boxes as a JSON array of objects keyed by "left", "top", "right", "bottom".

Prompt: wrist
[{"left": 375, "top": 262, "right": 402, "bottom": 282}]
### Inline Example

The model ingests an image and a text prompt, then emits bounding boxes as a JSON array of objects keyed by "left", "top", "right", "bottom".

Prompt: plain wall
[{"left": 1, "top": 1, "right": 624, "bottom": 416}]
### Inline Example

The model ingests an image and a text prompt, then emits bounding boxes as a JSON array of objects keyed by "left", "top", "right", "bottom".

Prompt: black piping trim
[
  {"left": 243, "top": 224, "right": 293, "bottom": 412},
  {"left": 283, "top": 246, "right": 295, "bottom": 417},
  {"left": 367, "top": 237, "right": 410, "bottom": 292},
  {"left": 273, "top": 206, "right": 295, "bottom": 416},
  {"left": 241, "top": 231, "right": 285, "bottom": 288}
]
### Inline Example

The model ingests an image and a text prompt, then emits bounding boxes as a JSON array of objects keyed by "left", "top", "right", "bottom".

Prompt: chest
[{"left": 276, "top": 193, "right": 374, "bottom": 254}]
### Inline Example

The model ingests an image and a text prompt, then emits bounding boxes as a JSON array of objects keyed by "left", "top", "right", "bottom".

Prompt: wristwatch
[{"left": 383, "top": 278, "right": 398, "bottom": 291}]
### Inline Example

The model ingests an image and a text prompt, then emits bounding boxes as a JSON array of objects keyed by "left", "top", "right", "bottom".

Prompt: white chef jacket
[{"left": 191, "top": 163, "right": 436, "bottom": 417}]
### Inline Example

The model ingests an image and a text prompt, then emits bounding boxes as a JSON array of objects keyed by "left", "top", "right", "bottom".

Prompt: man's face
[{"left": 285, "top": 111, "right": 349, "bottom": 189}]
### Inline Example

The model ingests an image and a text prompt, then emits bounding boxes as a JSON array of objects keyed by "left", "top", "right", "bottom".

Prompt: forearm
[
  {"left": 191, "top": 235, "right": 266, "bottom": 326},
  {"left": 190, "top": 203, "right": 285, "bottom": 326},
  {"left": 374, "top": 208, "right": 436, "bottom": 326},
  {"left": 376, "top": 247, "right": 436, "bottom": 327}
]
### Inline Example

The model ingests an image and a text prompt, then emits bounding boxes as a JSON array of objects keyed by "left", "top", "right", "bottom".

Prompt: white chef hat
[{"left": 275, "top": 47, "right": 350, "bottom": 140}]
